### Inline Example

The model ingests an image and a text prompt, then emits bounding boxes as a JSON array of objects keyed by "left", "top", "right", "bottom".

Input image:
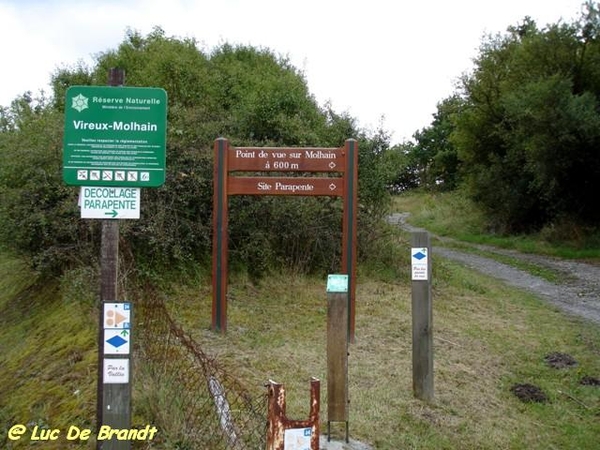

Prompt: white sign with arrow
[{"left": 79, "top": 186, "right": 140, "bottom": 219}]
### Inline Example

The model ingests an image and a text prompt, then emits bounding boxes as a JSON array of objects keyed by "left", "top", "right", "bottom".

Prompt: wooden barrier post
[
  {"left": 411, "top": 232, "right": 434, "bottom": 401},
  {"left": 326, "top": 274, "right": 350, "bottom": 442},
  {"left": 212, "top": 138, "right": 229, "bottom": 332}
]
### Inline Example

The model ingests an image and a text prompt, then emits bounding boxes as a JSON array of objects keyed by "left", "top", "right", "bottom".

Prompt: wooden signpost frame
[{"left": 212, "top": 138, "right": 358, "bottom": 340}]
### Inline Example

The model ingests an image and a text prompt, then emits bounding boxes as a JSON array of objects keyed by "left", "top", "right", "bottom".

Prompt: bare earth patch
[
  {"left": 544, "top": 352, "right": 578, "bottom": 369},
  {"left": 510, "top": 383, "right": 549, "bottom": 403},
  {"left": 580, "top": 376, "right": 600, "bottom": 386}
]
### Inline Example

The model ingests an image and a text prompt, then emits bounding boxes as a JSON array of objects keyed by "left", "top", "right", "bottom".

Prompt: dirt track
[{"left": 388, "top": 213, "right": 600, "bottom": 325}]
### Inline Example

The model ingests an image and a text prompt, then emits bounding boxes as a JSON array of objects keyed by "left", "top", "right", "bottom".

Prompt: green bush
[
  {"left": 0, "top": 28, "right": 395, "bottom": 278},
  {"left": 454, "top": 9, "right": 600, "bottom": 231}
]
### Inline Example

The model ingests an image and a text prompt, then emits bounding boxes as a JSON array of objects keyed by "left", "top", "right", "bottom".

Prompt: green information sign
[
  {"left": 326, "top": 274, "right": 349, "bottom": 293},
  {"left": 63, "top": 86, "right": 167, "bottom": 187}
]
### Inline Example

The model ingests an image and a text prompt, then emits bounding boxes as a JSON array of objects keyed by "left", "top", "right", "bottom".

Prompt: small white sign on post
[
  {"left": 411, "top": 247, "right": 429, "bottom": 281},
  {"left": 284, "top": 427, "right": 311, "bottom": 450},
  {"left": 103, "top": 302, "right": 131, "bottom": 329},
  {"left": 80, "top": 186, "right": 140, "bottom": 219},
  {"left": 103, "top": 358, "right": 129, "bottom": 384}
]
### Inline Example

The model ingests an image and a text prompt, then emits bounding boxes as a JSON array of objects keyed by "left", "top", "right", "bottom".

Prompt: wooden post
[
  {"left": 326, "top": 275, "right": 349, "bottom": 442},
  {"left": 212, "top": 138, "right": 229, "bottom": 332},
  {"left": 97, "top": 68, "right": 131, "bottom": 450},
  {"left": 341, "top": 139, "right": 358, "bottom": 342},
  {"left": 411, "top": 232, "right": 434, "bottom": 401},
  {"left": 96, "top": 220, "right": 119, "bottom": 449}
]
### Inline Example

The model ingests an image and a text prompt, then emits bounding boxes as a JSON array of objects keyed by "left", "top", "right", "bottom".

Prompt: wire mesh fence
[{"left": 134, "top": 291, "right": 267, "bottom": 449}]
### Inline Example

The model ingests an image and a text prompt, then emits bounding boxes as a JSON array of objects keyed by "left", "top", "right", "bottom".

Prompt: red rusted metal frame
[{"left": 266, "top": 378, "right": 321, "bottom": 450}]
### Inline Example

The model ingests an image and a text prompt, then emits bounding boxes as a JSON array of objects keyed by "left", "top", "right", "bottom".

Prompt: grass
[
  {"left": 1, "top": 188, "right": 600, "bottom": 449},
  {"left": 432, "top": 239, "right": 565, "bottom": 283},
  {"left": 0, "top": 256, "right": 98, "bottom": 449},
  {"left": 162, "top": 260, "right": 600, "bottom": 449},
  {"left": 393, "top": 190, "right": 600, "bottom": 261}
]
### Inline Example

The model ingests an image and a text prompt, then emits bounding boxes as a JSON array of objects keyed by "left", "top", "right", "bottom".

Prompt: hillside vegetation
[
  {"left": 0, "top": 253, "right": 97, "bottom": 448},
  {"left": 394, "top": 190, "right": 600, "bottom": 260},
  {"left": 0, "top": 27, "right": 393, "bottom": 279},
  {"left": 387, "top": 2, "right": 600, "bottom": 235},
  {"left": 2, "top": 192, "right": 600, "bottom": 448},
  {"left": 2, "top": 4, "right": 599, "bottom": 282}
]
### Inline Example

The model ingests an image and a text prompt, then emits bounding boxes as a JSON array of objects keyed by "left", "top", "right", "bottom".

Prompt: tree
[
  {"left": 411, "top": 96, "right": 462, "bottom": 190},
  {"left": 453, "top": 3, "right": 600, "bottom": 232},
  {"left": 0, "top": 93, "right": 96, "bottom": 273},
  {"left": 382, "top": 141, "right": 420, "bottom": 193},
  {"left": 0, "top": 28, "right": 394, "bottom": 277}
]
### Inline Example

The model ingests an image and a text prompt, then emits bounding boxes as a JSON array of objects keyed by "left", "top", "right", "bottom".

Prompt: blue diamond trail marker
[
  {"left": 413, "top": 251, "right": 427, "bottom": 260},
  {"left": 107, "top": 335, "right": 127, "bottom": 348}
]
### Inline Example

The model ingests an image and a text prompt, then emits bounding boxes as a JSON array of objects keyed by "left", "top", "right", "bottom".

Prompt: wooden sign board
[
  {"left": 228, "top": 147, "right": 345, "bottom": 172},
  {"left": 228, "top": 177, "right": 343, "bottom": 196},
  {"left": 212, "top": 138, "right": 358, "bottom": 340}
]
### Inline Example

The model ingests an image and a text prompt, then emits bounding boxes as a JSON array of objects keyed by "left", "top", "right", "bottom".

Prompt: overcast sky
[{"left": 0, "top": 0, "right": 586, "bottom": 143}]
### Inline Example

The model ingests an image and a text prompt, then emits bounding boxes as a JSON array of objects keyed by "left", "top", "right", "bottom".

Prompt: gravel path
[{"left": 388, "top": 213, "right": 600, "bottom": 325}]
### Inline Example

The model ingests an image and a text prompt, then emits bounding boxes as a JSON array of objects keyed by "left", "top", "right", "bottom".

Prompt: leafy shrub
[{"left": 0, "top": 29, "right": 394, "bottom": 278}]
